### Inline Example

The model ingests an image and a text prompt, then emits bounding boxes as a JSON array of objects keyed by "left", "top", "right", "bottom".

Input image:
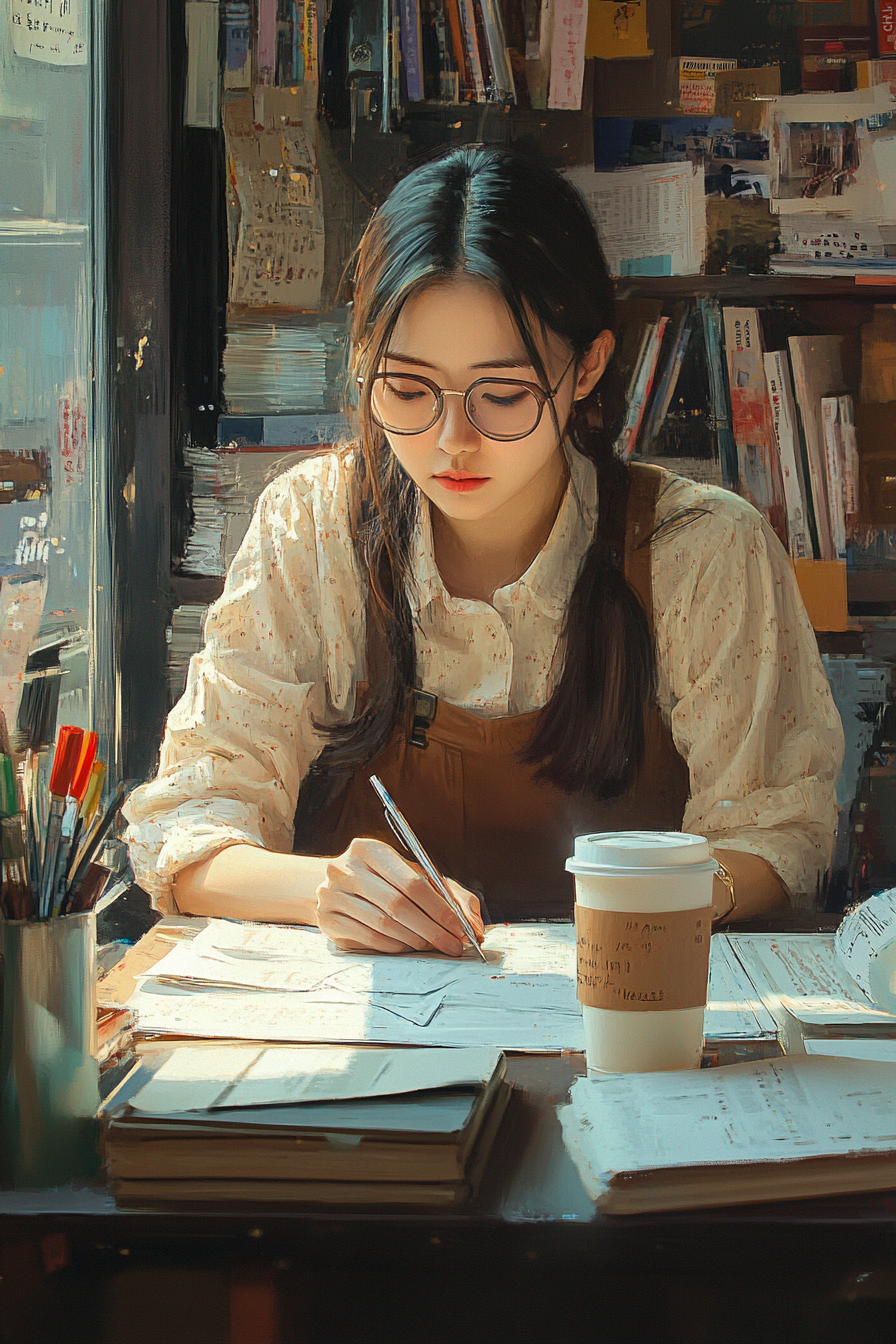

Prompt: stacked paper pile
[{"left": 115, "top": 921, "right": 777, "bottom": 1055}]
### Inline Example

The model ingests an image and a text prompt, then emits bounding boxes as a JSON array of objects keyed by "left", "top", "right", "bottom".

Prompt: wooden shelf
[{"left": 615, "top": 276, "right": 896, "bottom": 301}]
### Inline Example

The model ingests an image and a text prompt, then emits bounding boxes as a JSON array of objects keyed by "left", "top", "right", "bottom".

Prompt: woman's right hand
[{"left": 316, "top": 837, "right": 484, "bottom": 956}]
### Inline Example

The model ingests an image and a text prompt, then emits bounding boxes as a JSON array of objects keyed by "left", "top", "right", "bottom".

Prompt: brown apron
[{"left": 293, "top": 463, "right": 691, "bottom": 921}]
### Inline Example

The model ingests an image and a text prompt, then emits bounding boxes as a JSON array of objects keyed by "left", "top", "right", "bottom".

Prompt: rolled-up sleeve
[
  {"left": 655, "top": 485, "right": 845, "bottom": 902},
  {"left": 123, "top": 455, "right": 360, "bottom": 912}
]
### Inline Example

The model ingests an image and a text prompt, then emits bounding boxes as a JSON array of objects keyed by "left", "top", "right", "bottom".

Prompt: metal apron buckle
[{"left": 408, "top": 690, "right": 438, "bottom": 749}]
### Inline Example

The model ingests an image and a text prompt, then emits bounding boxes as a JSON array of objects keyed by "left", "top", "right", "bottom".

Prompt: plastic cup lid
[{"left": 568, "top": 831, "right": 712, "bottom": 871}]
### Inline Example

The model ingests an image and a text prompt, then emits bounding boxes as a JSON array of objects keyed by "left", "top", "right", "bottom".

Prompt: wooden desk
[{"left": 3, "top": 1053, "right": 896, "bottom": 1343}]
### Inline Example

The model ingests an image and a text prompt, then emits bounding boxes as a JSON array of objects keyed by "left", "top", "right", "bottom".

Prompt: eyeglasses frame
[{"left": 356, "top": 352, "right": 578, "bottom": 442}]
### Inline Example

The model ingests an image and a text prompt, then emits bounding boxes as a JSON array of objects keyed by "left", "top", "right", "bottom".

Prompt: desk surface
[{"left": 3, "top": 1052, "right": 896, "bottom": 1270}]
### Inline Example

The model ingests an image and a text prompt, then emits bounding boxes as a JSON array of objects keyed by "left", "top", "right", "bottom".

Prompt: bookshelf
[{"left": 105, "top": 0, "right": 896, "bottom": 909}]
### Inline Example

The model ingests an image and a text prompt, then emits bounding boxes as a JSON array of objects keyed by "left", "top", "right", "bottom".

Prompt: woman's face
[{"left": 372, "top": 277, "right": 612, "bottom": 528}]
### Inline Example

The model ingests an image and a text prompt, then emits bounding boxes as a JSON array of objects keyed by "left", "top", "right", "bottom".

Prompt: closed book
[
  {"left": 102, "top": 1045, "right": 509, "bottom": 1193},
  {"left": 721, "top": 308, "right": 787, "bottom": 544},
  {"left": 787, "top": 334, "right": 848, "bottom": 561},
  {"left": 107, "top": 1072, "right": 512, "bottom": 1208},
  {"left": 763, "top": 350, "right": 812, "bottom": 560}
]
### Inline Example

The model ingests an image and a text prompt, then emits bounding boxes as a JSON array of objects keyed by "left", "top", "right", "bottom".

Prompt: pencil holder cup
[{"left": 0, "top": 911, "right": 101, "bottom": 1188}]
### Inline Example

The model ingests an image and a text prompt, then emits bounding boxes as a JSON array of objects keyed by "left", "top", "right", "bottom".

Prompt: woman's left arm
[{"left": 656, "top": 488, "right": 846, "bottom": 923}]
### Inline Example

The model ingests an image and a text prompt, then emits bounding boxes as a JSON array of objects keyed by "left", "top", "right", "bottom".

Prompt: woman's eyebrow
[{"left": 384, "top": 351, "right": 535, "bottom": 371}]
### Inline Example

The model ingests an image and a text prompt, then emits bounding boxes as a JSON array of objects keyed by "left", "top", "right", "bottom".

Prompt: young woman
[{"left": 124, "top": 146, "right": 844, "bottom": 957}]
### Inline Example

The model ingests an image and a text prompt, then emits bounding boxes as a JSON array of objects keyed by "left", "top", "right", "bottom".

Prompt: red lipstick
[{"left": 433, "top": 472, "right": 490, "bottom": 493}]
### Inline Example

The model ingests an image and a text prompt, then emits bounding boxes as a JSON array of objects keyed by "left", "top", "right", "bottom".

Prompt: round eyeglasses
[{"left": 357, "top": 353, "right": 577, "bottom": 442}]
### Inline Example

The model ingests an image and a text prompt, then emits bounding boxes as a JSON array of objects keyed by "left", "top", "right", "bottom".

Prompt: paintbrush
[{"left": 39, "top": 726, "right": 83, "bottom": 918}]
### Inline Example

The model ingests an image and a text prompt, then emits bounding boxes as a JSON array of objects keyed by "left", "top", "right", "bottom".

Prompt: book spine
[
  {"left": 721, "top": 308, "right": 788, "bottom": 544},
  {"left": 400, "top": 0, "right": 425, "bottom": 100},
  {"left": 257, "top": 0, "right": 277, "bottom": 84},
  {"left": 839, "top": 394, "right": 860, "bottom": 525},
  {"left": 472, "top": 0, "right": 495, "bottom": 96},
  {"left": 787, "top": 337, "right": 836, "bottom": 562},
  {"left": 822, "top": 396, "right": 849, "bottom": 561},
  {"left": 615, "top": 317, "right": 669, "bottom": 461},
  {"left": 763, "top": 351, "right": 812, "bottom": 561},
  {"left": 457, "top": 0, "right": 487, "bottom": 99},
  {"left": 479, "top": 0, "right": 516, "bottom": 100},
  {"left": 877, "top": 0, "right": 896, "bottom": 57},
  {"left": 640, "top": 307, "right": 691, "bottom": 454},
  {"left": 445, "top": 0, "right": 473, "bottom": 95},
  {"left": 698, "top": 297, "right": 738, "bottom": 491},
  {"left": 302, "top": 0, "right": 318, "bottom": 83}
]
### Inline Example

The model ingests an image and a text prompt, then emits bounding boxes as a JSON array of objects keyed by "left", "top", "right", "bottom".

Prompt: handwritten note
[
  {"left": 11, "top": 0, "right": 86, "bottom": 66},
  {"left": 575, "top": 905, "right": 710, "bottom": 1011}
]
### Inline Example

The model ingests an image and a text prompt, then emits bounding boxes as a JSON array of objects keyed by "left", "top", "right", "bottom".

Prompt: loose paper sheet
[
  {"left": 835, "top": 889, "right": 896, "bottom": 999},
  {"left": 11, "top": 0, "right": 86, "bottom": 65},
  {"left": 678, "top": 58, "right": 737, "bottom": 117},
  {"left": 560, "top": 1056, "right": 896, "bottom": 1198},
  {"left": 129, "top": 924, "right": 774, "bottom": 1052},
  {"left": 564, "top": 162, "right": 706, "bottom": 277},
  {"left": 129, "top": 1044, "right": 502, "bottom": 1114},
  {"left": 728, "top": 933, "right": 896, "bottom": 1028}
]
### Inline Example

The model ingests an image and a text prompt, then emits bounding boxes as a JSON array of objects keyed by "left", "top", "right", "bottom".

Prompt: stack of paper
[{"left": 117, "top": 922, "right": 778, "bottom": 1054}]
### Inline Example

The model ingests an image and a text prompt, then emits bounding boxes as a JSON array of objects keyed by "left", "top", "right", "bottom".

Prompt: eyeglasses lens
[{"left": 370, "top": 375, "right": 540, "bottom": 438}]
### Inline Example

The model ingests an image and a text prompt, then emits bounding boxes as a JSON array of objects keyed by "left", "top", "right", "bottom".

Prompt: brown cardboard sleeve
[{"left": 575, "top": 905, "right": 711, "bottom": 1012}]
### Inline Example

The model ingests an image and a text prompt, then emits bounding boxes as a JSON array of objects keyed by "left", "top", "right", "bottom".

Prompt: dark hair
[{"left": 319, "top": 144, "right": 656, "bottom": 800}]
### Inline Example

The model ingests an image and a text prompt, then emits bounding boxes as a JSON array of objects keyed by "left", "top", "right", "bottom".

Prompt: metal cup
[{"left": 0, "top": 911, "right": 101, "bottom": 1187}]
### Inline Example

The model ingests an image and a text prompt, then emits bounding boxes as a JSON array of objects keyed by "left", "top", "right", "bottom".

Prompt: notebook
[{"left": 560, "top": 1054, "right": 896, "bottom": 1215}]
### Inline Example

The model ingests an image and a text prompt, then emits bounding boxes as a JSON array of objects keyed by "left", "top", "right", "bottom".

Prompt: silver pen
[{"left": 369, "top": 774, "right": 488, "bottom": 962}]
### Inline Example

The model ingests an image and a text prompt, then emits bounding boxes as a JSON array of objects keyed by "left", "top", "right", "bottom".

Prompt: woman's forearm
[
  {"left": 173, "top": 844, "right": 329, "bottom": 923},
  {"left": 711, "top": 847, "right": 791, "bottom": 924}
]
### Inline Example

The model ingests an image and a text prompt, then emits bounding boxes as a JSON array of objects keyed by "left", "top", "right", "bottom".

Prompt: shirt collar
[{"left": 408, "top": 441, "right": 598, "bottom": 620}]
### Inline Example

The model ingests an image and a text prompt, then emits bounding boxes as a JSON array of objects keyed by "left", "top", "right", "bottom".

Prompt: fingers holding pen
[{"left": 316, "top": 838, "right": 467, "bottom": 956}]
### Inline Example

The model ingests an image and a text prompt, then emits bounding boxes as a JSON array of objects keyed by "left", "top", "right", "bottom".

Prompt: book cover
[
  {"left": 763, "top": 350, "right": 812, "bottom": 560},
  {"left": 721, "top": 308, "right": 787, "bottom": 542}
]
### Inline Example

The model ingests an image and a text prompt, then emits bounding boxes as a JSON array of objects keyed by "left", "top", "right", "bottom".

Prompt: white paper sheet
[
  {"left": 130, "top": 924, "right": 774, "bottom": 1052},
  {"left": 560, "top": 1055, "right": 896, "bottom": 1197},
  {"left": 728, "top": 934, "right": 896, "bottom": 1028},
  {"left": 835, "top": 889, "right": 896, "bottom": 998},
  {"left": 564, "top": 163, "right": 706, "bottom": 278},
  {"left": 129, "top": 1044, "right": 503, "bottom": 1114},
  {"left": 805, "top": 1039, "right": 896, "bottom": 1061}
]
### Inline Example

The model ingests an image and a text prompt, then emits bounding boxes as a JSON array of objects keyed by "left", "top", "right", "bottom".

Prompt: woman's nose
[{"left": 435, "top": 391, "right": 480, "bottom": 454}]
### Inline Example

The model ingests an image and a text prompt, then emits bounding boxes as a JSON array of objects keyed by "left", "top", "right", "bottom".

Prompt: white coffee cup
[{"left": 566, "top": 831, "right": 716, "bottom": 1074}]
